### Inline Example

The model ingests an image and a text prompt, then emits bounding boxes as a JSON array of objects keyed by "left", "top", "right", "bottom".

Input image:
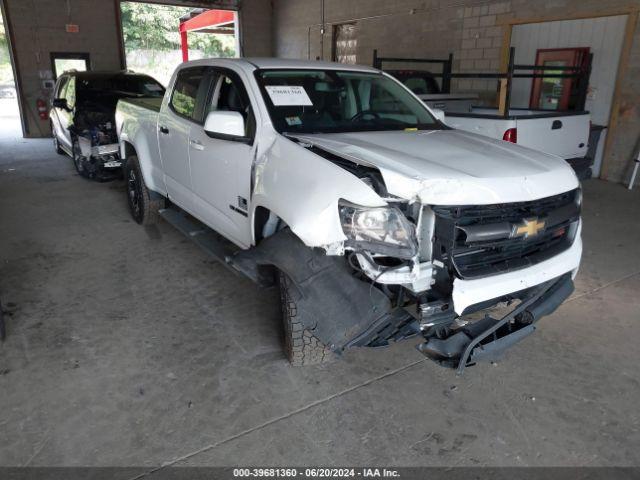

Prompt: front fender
[{"left": 251, "top": 135, "right": 386, "bottom": 248}]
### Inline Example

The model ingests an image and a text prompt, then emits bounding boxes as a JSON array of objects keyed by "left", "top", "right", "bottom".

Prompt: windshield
[
  {"left": 255, "top": 69, "right": 441, "bottom": 134},
  {"left": 77, "top": 75, "right": 165, "bottom": 99}
]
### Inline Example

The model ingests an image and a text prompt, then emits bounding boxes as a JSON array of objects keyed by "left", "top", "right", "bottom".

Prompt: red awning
[
  {"left": 179, "top": 9, "right": 236, "bottom": 62},
  {"left": 179, "top": 9, "right": 235, "bottom": 33}
]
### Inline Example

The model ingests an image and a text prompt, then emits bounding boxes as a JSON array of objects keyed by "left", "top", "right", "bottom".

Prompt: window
[
  {"left": 50, "top": 52, "right": 90, "bottom": 79},
  {"left": 77, "top": 75, "right": 165, "bottom": 98},
  {"left": 170, "top": 67, "right": 208, "bottom": 121},
  {"left": 207, "top": 72, "right": 255, "bottom": 139},
  {"left": 62, "top": 76, "right": 76, "bottom": 109},
  {"left": 256, "top": 69, "right": 440, "bottom": 134}
]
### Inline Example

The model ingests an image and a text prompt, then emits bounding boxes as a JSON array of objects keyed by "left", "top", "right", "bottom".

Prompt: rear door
[
  {"left": 158, "top": 66, "right": 209, "bottom": 211},
  {"left": 516, "top": 113, "right": 590, "bottom": 159}
]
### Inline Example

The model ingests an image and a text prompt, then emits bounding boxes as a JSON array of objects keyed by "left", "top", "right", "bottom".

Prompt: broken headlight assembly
[{"left": 339, "top": 201, "right": 418, "bottom": 259}]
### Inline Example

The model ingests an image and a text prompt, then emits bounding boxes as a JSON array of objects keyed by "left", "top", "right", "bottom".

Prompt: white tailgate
[
  {"left": 445, "top": 115, "right": 516, "bottom": 140},
  {"left": 516, "top": 114, "right": 589, "bottom": 159}
]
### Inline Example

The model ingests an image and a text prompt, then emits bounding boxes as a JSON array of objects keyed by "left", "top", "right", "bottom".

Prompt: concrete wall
[
  {"left": 240, "top": 0, "right": 273, "bottom": 57},
  {"left": 271, "top": 0, "right": 640, "bottom": 183},
  {"left": 2, "top": 0, "right": 124, "bottom": 138},
  {"left": 2, "top": 0, "right": 269, "bottom": 138}
]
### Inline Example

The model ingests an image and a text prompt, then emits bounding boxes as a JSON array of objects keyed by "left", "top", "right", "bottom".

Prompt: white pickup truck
[
  {"left": 388, "top": 70, "right": 593, "bottom": 179},
  {"left": 443, "top": 108, "right": 592, "bottom": 179},
  {"left": 116, "top": 58, "right": 582, "bottom": 372}
]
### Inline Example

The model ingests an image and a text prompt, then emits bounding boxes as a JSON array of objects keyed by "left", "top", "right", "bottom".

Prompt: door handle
[
  {"left": 159, "top": 125, "right": 169, "bottom": 134},
  {"left": 551, "top": 120, "right": 563, "bottom": 130},
  {"left": 189, "top": 139, "right": 204, "bottom": 151}
]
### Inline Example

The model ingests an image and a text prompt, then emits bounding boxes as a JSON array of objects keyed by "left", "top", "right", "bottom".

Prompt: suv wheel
[
  {"left": 52, "top": 127, "right": 64, "bottom": 155},
  {"left": 72, "top": 139, "right": 87, "bottom": 176}
]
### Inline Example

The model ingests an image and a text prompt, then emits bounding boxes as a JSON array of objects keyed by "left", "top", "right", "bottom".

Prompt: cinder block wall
[
  {"left": 3, "top": 0, "right": 124, "bottom": 138},
  {"left": 272, "top": 0, "right": 640, "bottom": 184},
  {"left": 240, "top": 0, "right": 273, "bottom": 57},
  {"left": 2, "top": 0, "right": 270, "bottom": 138}
]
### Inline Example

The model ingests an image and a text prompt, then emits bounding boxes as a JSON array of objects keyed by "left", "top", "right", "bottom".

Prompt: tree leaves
[{"left": 120, "top": 2, "right": 234, "bottom": 57}]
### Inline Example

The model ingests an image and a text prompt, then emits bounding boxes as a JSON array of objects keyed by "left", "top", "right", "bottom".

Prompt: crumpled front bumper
[{"left": 417, "top": 272, "right": 575, "bottom": 374}]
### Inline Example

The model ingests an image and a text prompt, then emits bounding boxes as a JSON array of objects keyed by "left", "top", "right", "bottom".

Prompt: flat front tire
[
  {"left": 125, "top": 155, "right": 162, "bottom": 225},
  {"left": 278, "top": 270, "right": 333, "bottom": 366},
  {"left": 72, "top": 138, "right": 88, "bottom": 177}
]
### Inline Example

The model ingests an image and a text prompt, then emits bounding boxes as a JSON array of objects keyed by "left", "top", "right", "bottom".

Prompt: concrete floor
[{"left": 1, "top": 117, "right": 639, "bottom": 469}]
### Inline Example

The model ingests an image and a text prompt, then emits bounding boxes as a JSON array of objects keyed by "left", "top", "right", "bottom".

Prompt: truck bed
[
  {"left": 446, "top": 107, "right": 589, "bottom": 120},
  {"left": 444, "top": 107, "right": 590, "bottom": 162}
]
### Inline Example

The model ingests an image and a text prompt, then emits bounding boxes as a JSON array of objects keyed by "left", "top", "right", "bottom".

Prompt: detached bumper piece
[
  {"left": 417, "top": 274, "right": 574, "bottom": 375},
  {"left": 345, "top": 309, "right": 420, "bottom": 348},
  {"left": 83, "top": 145, "right": 122, "bottom": 182}
]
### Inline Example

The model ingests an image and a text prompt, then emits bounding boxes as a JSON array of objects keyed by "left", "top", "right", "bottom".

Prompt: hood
[{"left": 291, "top": 130, "right": 579, "bottom": 205}]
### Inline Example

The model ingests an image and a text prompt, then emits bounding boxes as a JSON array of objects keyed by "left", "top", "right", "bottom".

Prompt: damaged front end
[
  {"left": 72, "top": 110, "right": 122, "bottom": 181},
  {"left": 238, "top": 169, "right": 581, "bottom": 373},
  {"left": 337, "top": 187, "right": 580, "bottom": 373}
]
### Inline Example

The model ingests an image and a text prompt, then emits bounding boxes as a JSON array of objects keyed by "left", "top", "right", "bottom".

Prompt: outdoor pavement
[{"left": 0, "top": 119, "right": 639, "bottom": 470}]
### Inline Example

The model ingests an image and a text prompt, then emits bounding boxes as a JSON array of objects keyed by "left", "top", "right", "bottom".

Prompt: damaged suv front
[
  {"left": 51, "top": 71, "right": 165, "bottom": 180},
  {"left": 248, "top": 65, "right": 582, "bottom": 372}
]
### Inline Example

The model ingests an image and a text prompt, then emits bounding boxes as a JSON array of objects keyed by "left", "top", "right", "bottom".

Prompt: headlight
[{"left": 339, "top": 202, "right": 418, "bottom": 259}]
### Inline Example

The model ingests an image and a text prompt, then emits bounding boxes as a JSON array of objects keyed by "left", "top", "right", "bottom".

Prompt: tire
[
  {"left": 125, "top": 154, "right": 162, "bottom": 226},
  {"left": 52, "top": 127, "right": 64, "bottom": 155},
  {"left": 71, "top": 138, "right": 88, "bottom": 177},
  {"left": 278, "top": 270, "right": 333, "bottom": 366}
]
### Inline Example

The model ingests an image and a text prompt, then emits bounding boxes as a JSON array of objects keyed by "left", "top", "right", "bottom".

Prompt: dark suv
[{"left": 50, "top": 70, "right": 165, "bottom": 180}]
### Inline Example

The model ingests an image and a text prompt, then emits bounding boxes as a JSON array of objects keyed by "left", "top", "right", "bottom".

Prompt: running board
[{"left": 159, "top": 207, "right": 262, "bottom": 283}]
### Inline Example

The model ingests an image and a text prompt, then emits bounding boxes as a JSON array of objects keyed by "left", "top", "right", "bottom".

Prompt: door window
[
  {"left": 55, "top": 77, "right": 69, "bottom": 99},
  {"left": 62, "top": 76, "right": 76, "bottom": 109},
  {"left": 207, "top": 72, "right": 255, "bottom": 139},
  {"left": 170, "top": 67, "right": 209, "bottom": 122}
]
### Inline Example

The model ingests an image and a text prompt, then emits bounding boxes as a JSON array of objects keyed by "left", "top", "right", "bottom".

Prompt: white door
[
  {"left": 188, "top": 69, "right": 256, "bottom": 248},
  {"left": 158, "top": 66, "right": 209, "bottom": 211}
]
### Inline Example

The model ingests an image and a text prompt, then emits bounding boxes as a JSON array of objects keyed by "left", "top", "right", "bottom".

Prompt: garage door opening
[
  {"left": 120, "top": 1, "right": 238, "bottom": 87},
  {"left": 0, "top": 9, "right": 20, "bottom": 139}
]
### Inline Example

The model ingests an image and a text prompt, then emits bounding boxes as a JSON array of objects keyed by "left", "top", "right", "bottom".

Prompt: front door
[
  {"left": 158, "top": 66, "right": 209, "bottom": 211},
  {"left": 530, "top": 47, "right": 590, "bottom": 111},
  {"left": 188, "top": 69, "right": 256, "bottom": 248}
]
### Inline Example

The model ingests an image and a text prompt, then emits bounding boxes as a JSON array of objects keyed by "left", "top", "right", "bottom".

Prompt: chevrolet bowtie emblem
[{"left": 512, "top": 217, "right": 546, "bottom": 239}]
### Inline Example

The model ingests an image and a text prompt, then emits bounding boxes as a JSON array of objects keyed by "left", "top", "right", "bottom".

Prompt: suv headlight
[{"left": 339, "top": 202, "right": 418, "bottom": 259}]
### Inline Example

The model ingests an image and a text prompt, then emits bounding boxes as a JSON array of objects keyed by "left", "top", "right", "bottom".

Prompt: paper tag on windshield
[{"left": 265, "top": 86, "right": 313, "bottom": 106}]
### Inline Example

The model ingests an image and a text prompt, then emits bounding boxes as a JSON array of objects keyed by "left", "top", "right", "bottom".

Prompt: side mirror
[
  {"left": 204, "top": 111, "right": 246, "bottom": 139},
  {"left": 431, "top": 108, "right": 446, "bottom": 124},
  {"left": 52, "top": 98, "right": 68, "bottom": 110}
]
